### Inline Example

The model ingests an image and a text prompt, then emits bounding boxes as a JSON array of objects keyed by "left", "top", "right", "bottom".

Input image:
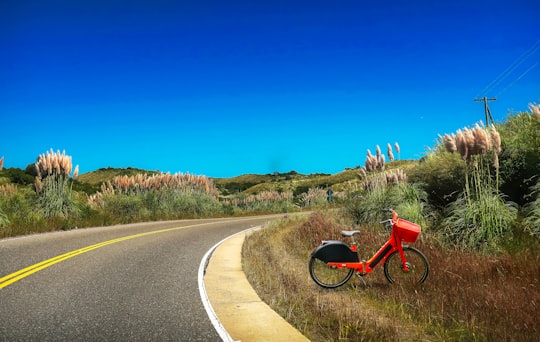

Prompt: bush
[
  {"left": 523, "top": 179, "right": 540, "bottom": 237},
  {"left": 0, "top": 167, "right": 35, "bottom": 185},
  {"left": 497, "top": 111, "right": 540, "bottom": 204},
  {"left": 344, "top": 180, "right": 429, "bottom": 227},
  {"left": 409, "top": 151, "right": 465, "bottom": 208},
  {"left": 168, "top": 190, "right": 221, "bottom": 217},
  {"left": 0, "top": 208, "right": 9, "bottom": 228},
  {"left": 103, "top": 194, "right": 144, "bottom": 223}
]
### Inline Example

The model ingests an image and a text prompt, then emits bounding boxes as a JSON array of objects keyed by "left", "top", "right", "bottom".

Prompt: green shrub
[
  {"left": 0, "top": 208, "right": 9, "bottom": 227},
  {"left": 344, "top": 180, "right": 429, "bottom": 227},
  {"left": 169, "top": 190, "right": 221, "bottom": 217},
  {"left": 523, "top": 180, "right": 540, "bottom": 237},
  {"left": 0, "top": 187, "right": 35, "bottom": 221},
  {"left": 394, "top": 182, "right": 431, "bottom": 228},
  {"left": 497, "top": 111, "right": 540, "bottom": 204},
  {"left": 409, "top": 149, "right": 466, "bottom": 208},
  {"left": 103, "top": 194, "right": 144, "bottom": 223},
  {"left": 0, "top": 167, "right": 35, "bottom": 185}
]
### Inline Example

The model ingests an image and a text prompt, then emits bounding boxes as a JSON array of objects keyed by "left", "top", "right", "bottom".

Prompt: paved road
[{"left": 0, "top": 216, "right": 280, "bottom": 341}]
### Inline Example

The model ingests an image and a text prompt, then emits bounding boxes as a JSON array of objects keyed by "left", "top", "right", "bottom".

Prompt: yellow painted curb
[{"left": 204, "top": 231, "right": 309, "bottom": 342}]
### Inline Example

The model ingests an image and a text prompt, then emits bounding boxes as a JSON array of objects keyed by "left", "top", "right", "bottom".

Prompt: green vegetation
[
  {"left": 241, "top": 103, "right": 539, "bottom": 341},
  {"left": 0, "top": 101, "right": 538, "bottom": 339},
  {"left": 0, "top": 103, "right": 538, "bottom": 245},
  {"left": 243, "top": 213, "right": 539, "bottom": 341}
]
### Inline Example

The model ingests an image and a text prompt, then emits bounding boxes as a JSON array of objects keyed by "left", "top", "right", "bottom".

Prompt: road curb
[
  {"left": 198, "top": 229, "right": 247, "bottom": 342},
  {"left": 199, "top": 226, "right": 309, "bottom": 342}
]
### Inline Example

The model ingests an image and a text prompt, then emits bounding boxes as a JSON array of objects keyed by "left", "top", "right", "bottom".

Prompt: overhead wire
[
  {"left": 495, "top": 61, "right": 538, "bottom": 97},
  {"left": 475, "top": 39, "right": 540, "bottom": 98}
]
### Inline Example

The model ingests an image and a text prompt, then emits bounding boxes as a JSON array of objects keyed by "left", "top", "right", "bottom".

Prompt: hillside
[
  {"left": 2, "top": 160, "right": 418, "bottom": 197},
  {"left": 76, "top": 166, "right": 160, "bottom": 185}
]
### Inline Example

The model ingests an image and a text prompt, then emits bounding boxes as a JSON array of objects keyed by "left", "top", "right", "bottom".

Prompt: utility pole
[{"left": 474, "top": 96, "right": 496, "bottom": 125}]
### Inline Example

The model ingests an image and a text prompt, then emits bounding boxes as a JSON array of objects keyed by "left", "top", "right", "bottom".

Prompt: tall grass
[
  {"left": 222, "top": 190, "right": 295, "bottom": 213},
  {"left": 523, "top": 179, "right": 540, "bottom": 237},
  {"left": 439, "top": 124, "right": 517, "bottom": 251},
  {"left": 297, "top": 187, "right": 327, "bottom": 208},
  {"left": 243, "top": 214, "right": 540, "bottom": 341},
  {"left": 88, "top": 172, "right": 223, "bottom": 220},
  {"left": 345, "top": 167, "right": 427, "bottom": 227},
  {"left": 34, "top": 149, "right": 80, "bottom": 218},
  {"left": 0, "top": 186, "right": 45, "bottom": 236},
  {"left": 0, "top": 157, "right": 9, "bottom": 227},
  {"left": 441, "top": 189, "right": 517, "bottom": 250}
]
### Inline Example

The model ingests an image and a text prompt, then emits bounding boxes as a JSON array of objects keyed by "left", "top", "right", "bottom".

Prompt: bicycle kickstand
[{"left": 355, "top": 272, "right": 367, "bottom": 286}]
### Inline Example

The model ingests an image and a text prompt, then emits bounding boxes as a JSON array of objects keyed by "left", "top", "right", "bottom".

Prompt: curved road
[{"left": 0, "top": 215, "right": 280, "bottom": 341}]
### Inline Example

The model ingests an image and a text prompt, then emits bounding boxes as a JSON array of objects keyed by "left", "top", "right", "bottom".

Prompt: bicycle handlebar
[{"left": 381, "top": 208, "right": 399, "bottom": 223}]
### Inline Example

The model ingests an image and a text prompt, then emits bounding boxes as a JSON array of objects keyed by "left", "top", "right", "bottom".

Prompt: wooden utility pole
[{"left": 474, "top": 97, "right": 496, "bottom": 125}]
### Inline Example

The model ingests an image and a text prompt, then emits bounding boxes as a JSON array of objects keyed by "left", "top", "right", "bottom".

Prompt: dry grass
[
  {"left": 88, "top": 172, "right": 218, "bottom": 206},
  {"left": 103, "top": 172, "right": 218, "bottom": 195},
  {"left": 243, "top": 213, "right": 540, "bottom": 341},
  {"left": 0, "top": 183, "right": 18, "bottom": 196},
  {"left": 357, "top": 168, "right": 407, "bottom": 191},
  {"left": 440, "top": 124, "right": 501, "bottom": 163},
  {"left": 35, "top": 148, "right": 78, "bottom": 179}
]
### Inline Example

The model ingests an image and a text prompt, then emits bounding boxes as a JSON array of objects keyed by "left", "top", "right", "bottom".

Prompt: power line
[
  {"left": 495, "top": 62, "right": 538, "bottom": 97},
  {"left": 476, "top": 39, "right": 540, "bottom": 98}
]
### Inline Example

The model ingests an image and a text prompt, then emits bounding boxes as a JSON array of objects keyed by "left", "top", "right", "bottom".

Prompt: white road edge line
[{"left": 198, "top": 226, "right": 261, "bottom": 342}]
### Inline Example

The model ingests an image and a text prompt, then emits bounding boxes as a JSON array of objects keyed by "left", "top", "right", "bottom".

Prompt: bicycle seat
[{"left": 341, "top": 230, "right": 360, "bottom": 237}]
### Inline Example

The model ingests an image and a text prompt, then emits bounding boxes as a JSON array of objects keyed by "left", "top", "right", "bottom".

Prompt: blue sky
[{"left": 1, "top": 1, "right": 539, "bottom": 178}]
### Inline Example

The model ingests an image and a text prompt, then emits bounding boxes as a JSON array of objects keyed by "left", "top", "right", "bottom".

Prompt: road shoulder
[{"left": 203, "top": 230, "right": 309, "bottom": 342}]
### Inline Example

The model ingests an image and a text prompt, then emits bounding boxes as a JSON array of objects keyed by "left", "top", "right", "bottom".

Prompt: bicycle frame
[
  {"left": 310, "top": 209, "right": 429, "bottom": 288},
  {"left": 326, "top": 211, "right": 409, "bottom": 275}
]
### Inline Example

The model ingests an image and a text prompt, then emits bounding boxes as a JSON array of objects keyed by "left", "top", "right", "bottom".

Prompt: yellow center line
[{"left": 0, "top": 217, "right": 257, "bottom": 289}]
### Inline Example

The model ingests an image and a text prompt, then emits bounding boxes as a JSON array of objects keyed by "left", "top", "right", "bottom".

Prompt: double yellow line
[{"left": 0, "top": 221, "right": 217, "bottom": 289}]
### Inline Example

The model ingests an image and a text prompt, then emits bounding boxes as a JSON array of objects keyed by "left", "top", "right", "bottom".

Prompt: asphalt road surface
[{"left": 0, "top": 215, "right": 280, "bottom": 341}]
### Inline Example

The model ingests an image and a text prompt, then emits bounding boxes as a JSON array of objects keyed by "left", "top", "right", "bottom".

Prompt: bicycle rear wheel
[
  {"left": 383, "top": 247, "right": 429, "bottom": 285},
  {"left": 309, "top": 256, "right": 354, "bottom": 288}
]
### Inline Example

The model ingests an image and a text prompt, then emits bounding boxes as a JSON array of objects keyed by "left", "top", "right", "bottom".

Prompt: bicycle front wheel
[
  {"left": 383, "top": 247, "right": 429, "bottom": 285},
  {"left": 309, "top": 256, "right": 354, "bottom": 289}
]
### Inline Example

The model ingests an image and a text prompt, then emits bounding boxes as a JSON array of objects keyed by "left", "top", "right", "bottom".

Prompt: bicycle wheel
[
  {"left": 383, "top": 247, "right": 429, "bottom": 285},
  {"left": 309, "top": 256, "right": 354, "bottom": 288}
]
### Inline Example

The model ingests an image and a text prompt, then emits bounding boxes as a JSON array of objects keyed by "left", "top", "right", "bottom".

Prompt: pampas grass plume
[
  {"left": 473, "top": 124, "right": 489, "bottom": 155},
  {"left": 443, "top": 134, "right": 457, "bottom": 153},
  {"left": 490, "top": 125, "right": 501, "bottom": 154},
  {"left": 394, "top": 142, "right": 400, "bottom": 154},
  {"left": 387, "top": 143, "right": 395, "bottom": 161},
  {"left": 530, "top": 103, "right": 540, "bottom": 121}
]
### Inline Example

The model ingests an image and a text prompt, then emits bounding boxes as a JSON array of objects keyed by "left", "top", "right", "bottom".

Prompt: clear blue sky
[{"left": 1, "top": 0, "right": 539, "bottom": 178}]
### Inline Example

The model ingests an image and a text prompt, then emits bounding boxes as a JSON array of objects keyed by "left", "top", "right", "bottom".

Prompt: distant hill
[
  {"left": 78, "top": 167, "right": 361, "bottom": 195},
  {"left": 214, "top": 161, "right": 415, "bottom": 195},
  {"left": 4, "top": 160, "right": 417, "bottom": 196},
  {"left": 77, "top": 167, "right": 160, "bottom": 185}
]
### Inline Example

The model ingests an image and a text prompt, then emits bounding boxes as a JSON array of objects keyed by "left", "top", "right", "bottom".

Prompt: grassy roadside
[{"left": 242, "top": 211, "right": 540, "bottom": 341}]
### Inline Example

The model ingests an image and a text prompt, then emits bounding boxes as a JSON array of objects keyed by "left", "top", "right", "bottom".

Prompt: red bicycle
[{"left": 309, "top": 209, "right": 429, "bottom": 288}]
